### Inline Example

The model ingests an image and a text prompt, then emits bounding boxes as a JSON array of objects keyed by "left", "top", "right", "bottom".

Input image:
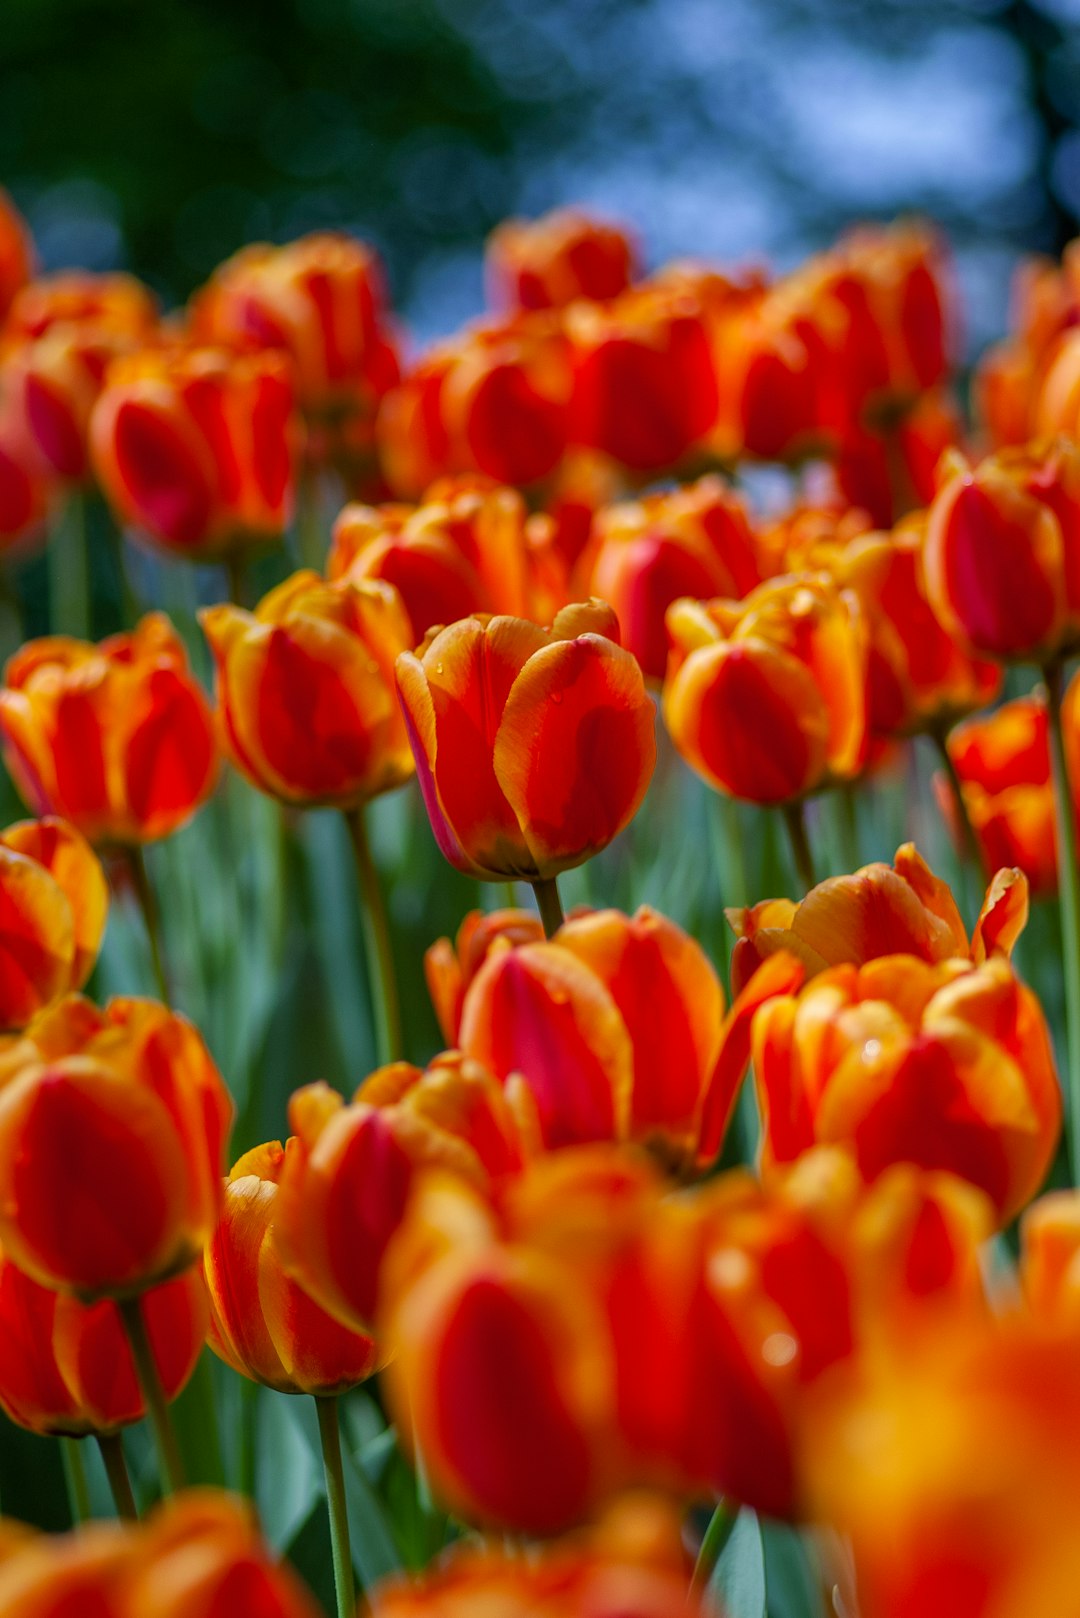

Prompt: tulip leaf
[
  {"left": 707, "top": 1508, "right": 767, "bottom": 1618},
  {"left": 761, "top": 1522, "right": 825, "bottom": 1618},
  {"left": 257, "top": 1392, "right": 322, "bottom": 1552}
]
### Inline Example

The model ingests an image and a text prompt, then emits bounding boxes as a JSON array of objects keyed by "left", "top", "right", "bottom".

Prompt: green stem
[
  {"left": 690, "top": 1498, "right": 737, "bottom": 1599},
  {"left": 343, "top": 806, "right": 404, "bottom": 1064},
  {"left": 118, "top": 1295, "right": 185, "bottom": 1497},
  {"left": 1045, "top": 661, "right": 1080, "bottom": 1182},
  {"left": 315, "top": 1395, "right": 355, "bottom": 1618},
  {"left": 49, "top": 488, "right": 91, "bottom": 639},
  {"left": 531, "top": 875, "right": 565, "bottom": 939},
  {"left": 61, "top": 1437, "right": 91, "bottom": 1525},
  {"left": 96, "top": 1432, "right": 138, "bottom": 1521},
  {"left": 931, "top": 727, "right": 985, "bottom": 880},
  {"left": 126, "top": 846, "right": 171, "bottom": 1005},
  {"left": 107, "top": 524, "right": 139, "bottom": 627},
  {"left": 299, "top": 473, "right": 326, "bottom": 573},
  {"left": 226, "top": 551, "right": 248, "bottom": 609},
  {"left": 836, "top": 784, "right": 861, "bottom": 874},
  {"left": 718, "top": 795, "right": 748, "bottom": 911},
  {"left": 502, "top": 880, "right": 518, "bottom": 910},
  {"left": 782, "top": 800, "right": 817, "bottom": 894}
]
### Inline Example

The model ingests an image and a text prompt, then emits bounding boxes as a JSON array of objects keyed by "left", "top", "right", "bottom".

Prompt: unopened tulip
[
  {"left": 753, "top": 953, "right": 1061, "bottom": 1224},
  {"left": 0, "top": 817, "right": 108, "bottom": 1029},
  {"left": 276, "top": 1055, "right": 523, "bottom": 1332},
  {"left": 204, "top": 1141, "right": 380, "bottom": 1395},
  {"left": 486, "top": 208, "right": 638, "bottom": 312},
  {"left": 91, "top": 345, "right": 299, "bottom": 559},
  {"left": 0, "top": 615, "right": 218, "bottom": 845},
  {"left": 728, "top": 842, "right": 1028, "bottom": 993},
  {"left": 924, "top": 440, "right": 1080, "bottom": 663},
  {"left": 328, "top": 477, "right": 532, "bottom": 637},
  {"left": 0, "top": 995, "right": 233, "bottom": 1299},
  {"left": 575, "top": 476, "right": 766, "bottom": 681},
  {"left": 0, "top": 1246, "right": 206, "bottom": 1436},
  {"left": 201, "top": 572, "right": 414, "bottom": 808},
  {"left": 397, "top": 601, "right": 655, "bottom": 882},
  {"left": 664, "top": 575, "right": 867, "bottom": 805}
]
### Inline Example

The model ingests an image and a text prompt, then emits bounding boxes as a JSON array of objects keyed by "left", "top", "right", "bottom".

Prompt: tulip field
[{"left": 2, "top": 189, "right": 1080, "bottom": 1618}]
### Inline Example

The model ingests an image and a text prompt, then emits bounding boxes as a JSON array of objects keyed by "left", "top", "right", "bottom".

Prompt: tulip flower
[
  {"left": 567, "top": 283, "right": 719, "bottom": 472},
  {"left": 201, "top": 572, "right": 414, "bottom": 809},
  {"left": 485, "top": 207, "right": 638, "bottom": 312},
  {"left": 424, "top": 906, "right": 544, "bottom": 1046},
  {"left": 396, "top": 601, "right": 656, "bottom": 900},
  {"left": 0, "top": 817, "right": 108, "bottom": 1030},
  {"left": 663, "top": 574, "right": 867, "bottom": 817},
  {"left": 727, "top": 842, "right": 1028, "bottom": 994},
  {"left": 0, "top": 399, "right": 52, "bottom": 559},
  {"left": 0, "top": 994, "right": 232, "bottom": 1300},
  {"left": 0, "top": 1518, "right": 133, "bottom": 1614},
  {"left": 191, "top": 231, "right": 400, "bottom": 445},
  {"left": 752, "top": 953, "right": 1061, "bottom": 1225},
  {"left": 574, "top": 476, "right": 767, "bottom": 681},
  {"left": 0, "top": 615, "right": 218, "bottom": 846},
  {"left": 204, "top": 1141, "right": 380, "bottom": 1395},
  {"left": 937, "top": 691, "right": 1080, "bottom": 900},
  {"left": 0, "top": 188, "right": 33, "bottom": 321},
  {"left": 90, "top": 345, "right": 300, "bottom": 560},
  {"left": 0, "top": 1244, "right": 206, "bottom": 1438},
  {"left": 275, "top": 1056, "right": 524, "bottom": 1333},
  {"left": 327, "top": 476, "right": 533, "bottom": 638},
  {"left": 1, "top": 272, "right": 159, "bottom": 484},
  {"left": 1020, "top": 1189, "right": 1080, "bottom": 1326},
  {"left": 369, "top": 1498, "right": 700, "bottom": 1618}
]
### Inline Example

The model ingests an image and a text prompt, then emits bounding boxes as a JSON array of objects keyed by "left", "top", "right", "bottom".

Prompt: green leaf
[
  {"left": 708, "top": 1508, "right": 767, "bottom": 1618},
  {"left": 762, "top": 1522, "right": 825, "bottom": 1618}
]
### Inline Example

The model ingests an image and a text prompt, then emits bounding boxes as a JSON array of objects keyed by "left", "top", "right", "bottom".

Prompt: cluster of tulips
[{"left": 2, "top": 186, "right": 1080, "bottom": 1618}]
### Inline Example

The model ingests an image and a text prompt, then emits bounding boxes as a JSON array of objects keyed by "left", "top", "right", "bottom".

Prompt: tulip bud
[
  {"left": 486, "top": 208, "right": 638, "bottom": 312},
  {"left": 397, "top": 601, "right": 656, "bottom": 882},
  {"left": 0, "top": 614, "right": 218, "bottom": 846},
  {"left": 0, "top": 995, "right": 233, "bottom": 1300}
]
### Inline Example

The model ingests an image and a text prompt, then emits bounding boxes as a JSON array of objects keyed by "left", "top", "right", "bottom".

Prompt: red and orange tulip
[
  {"left": 0, "top": 1246, "right": 206, "bottom": 1437},
  {"left": 752, "top": 952, "right": 1061, "bottom": 1225},
  {"left": 91, "top": 345, "right": 300, "bottom": 559},
  {"left": 0, "top": 189, "right": 33, "bottom": 321},
  {"left": 485, "top": 208, "right": 638, "bottom": 312},
  {"left": 663, "top": 574, "right": 867, "bottom": 805},
  {"left": 0, "top": 995, "right": 233, "bottom": 1299},
  {"left": 424, "top": 907, "right": 544, "bottom": 1046},
  {"left": 397, "top": 601, "right": 656, "bottom": 881},
  {"left": 204, "top": 1140, "right": 380, "bottom": 1395},
  {"left": 0, "top": 615, "right": 218, "bottom": 846},
  {"left": 0, "top": 817, "right": 108, "bottom": 1030},
  {"left": 201, "top": 572, "right": 414, "bottom": 809}
]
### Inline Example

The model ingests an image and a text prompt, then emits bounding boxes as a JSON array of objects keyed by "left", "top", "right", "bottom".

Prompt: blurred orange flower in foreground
[
  {"left": 0, "top": 615, "right": 218, "bottom": 846},
  {"left": 0, "top": 816, "right": 108, "bottom": 1030},
  {"left": 485, "top": 207, "right": 638, "bottom": 312}
]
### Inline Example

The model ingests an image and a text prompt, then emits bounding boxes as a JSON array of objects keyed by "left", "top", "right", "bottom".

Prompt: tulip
[
  {"left": 0, "top": 614, "right": 218, "bottom": 846},
  {"left": 90, "top": 345, "right": 300, "bottom": 560},
  {"left": 424, "top": 907, "right": 544, "bottom": 1045},
  {"left": 663, "top": 574, "right": 867, "bottom": 809},
  {"left": 0, "top": 400, "right": 52, "bottom": 559},
  {"left": 204, "top": 1141, "right": 379, "bottom": 1395},
  {"left": 753, "top": 953, "right": 1061, "bottom": 1224},
  {"left": 275, "top": 1056, "right": 523, "bottom": 1332},
  {"left": 1020, "top": 1189, "right": 1080, "bottom": 1326},
  {"left": 0, "top": 1519, "right": 133, "bottom": 1615},
  {"left": 191, "top": 231, "right": 400, "bottom": 441},
  {"left": 485, "top": 207, "right": 638, "bottom": 312},
  {"left": 0, "top": 994, "right": 232, "bottom": 1300},
  {"left": 396, "top": 601, "right": 656, "bottom": 893},
  {"left": 201, "top": 572, "right": 414, "bottom": 809},
  {"left": 574, "top": 475, "right": 767, "bottom": 682},
  {"left": 567, "top": 284, "right": 719, "bottom": 472},
  {"left": 328, "top": 476, "right": 532, "bottom": 638},
  {"left": 368, "top": 1498, "right": 700, "bottom": 1618},
  {"left": 727, "top": 842, "right": 1028, "bottom": 994},
  {"left": 834, "top": 388, "right": 963, "bottom": 528},
  {"left": 0, "top": 817, "right": 108, "bottom": 1030},
  {"left": 1, "top": 273, "right": 159, "bottom": 483},
  {"left": 0, "top": 1245, "right": 206, "bottom": 1437},
  {"left": 0, "top": 188, "right": 33, "bottom": 321},
  {"left": 937, "top": 691, "right": 1080, "bottom": 900}
]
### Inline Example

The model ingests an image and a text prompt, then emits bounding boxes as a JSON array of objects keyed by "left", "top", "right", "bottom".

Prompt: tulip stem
[
  {"left": 49, "top": 488, "right": 91, "bottom": 639},
  {"left": 690, "top": 1498, "right": 737, "bottom": 1599},
  {"left": 60, "top": 1437, "right": 91, "bottom": 1525},
  {"left": 532, "top": 875, "right": 565, "bottom": 939},
  {"left": 97, "top": 1433, "right": 138, "bottom": 1521},
  {"left": 782, "top": 800, "right": 816, "bottom": 894},
  {"left": 1045, "top": 660, "right": 1080, "bottom": 1182},
  {"left": 299, "top": 472, "right": 326, "bottom": 573},
  {"left": 315, "top": 1395, "right": 355, "bottom": 1618},
  {"left": 344, "top": 806, "right": 404, "bottom": 1064},
  {"left": 225, "top": 552, "right": 248, "bottom": 610},
  {"left": 931, "top": 727, "right": 985, "bottom": 880},
  {"left": 126, "top": 846, "right": 171, "bottom": 1005},
  {"left": 118, "top": 1295, "right": 185, "bottom": 1497}
]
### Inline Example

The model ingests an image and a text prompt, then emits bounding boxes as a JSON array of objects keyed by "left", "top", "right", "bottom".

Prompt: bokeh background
[{"left": 6, "top": 0, "right": 1080, "bottom": 358}]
